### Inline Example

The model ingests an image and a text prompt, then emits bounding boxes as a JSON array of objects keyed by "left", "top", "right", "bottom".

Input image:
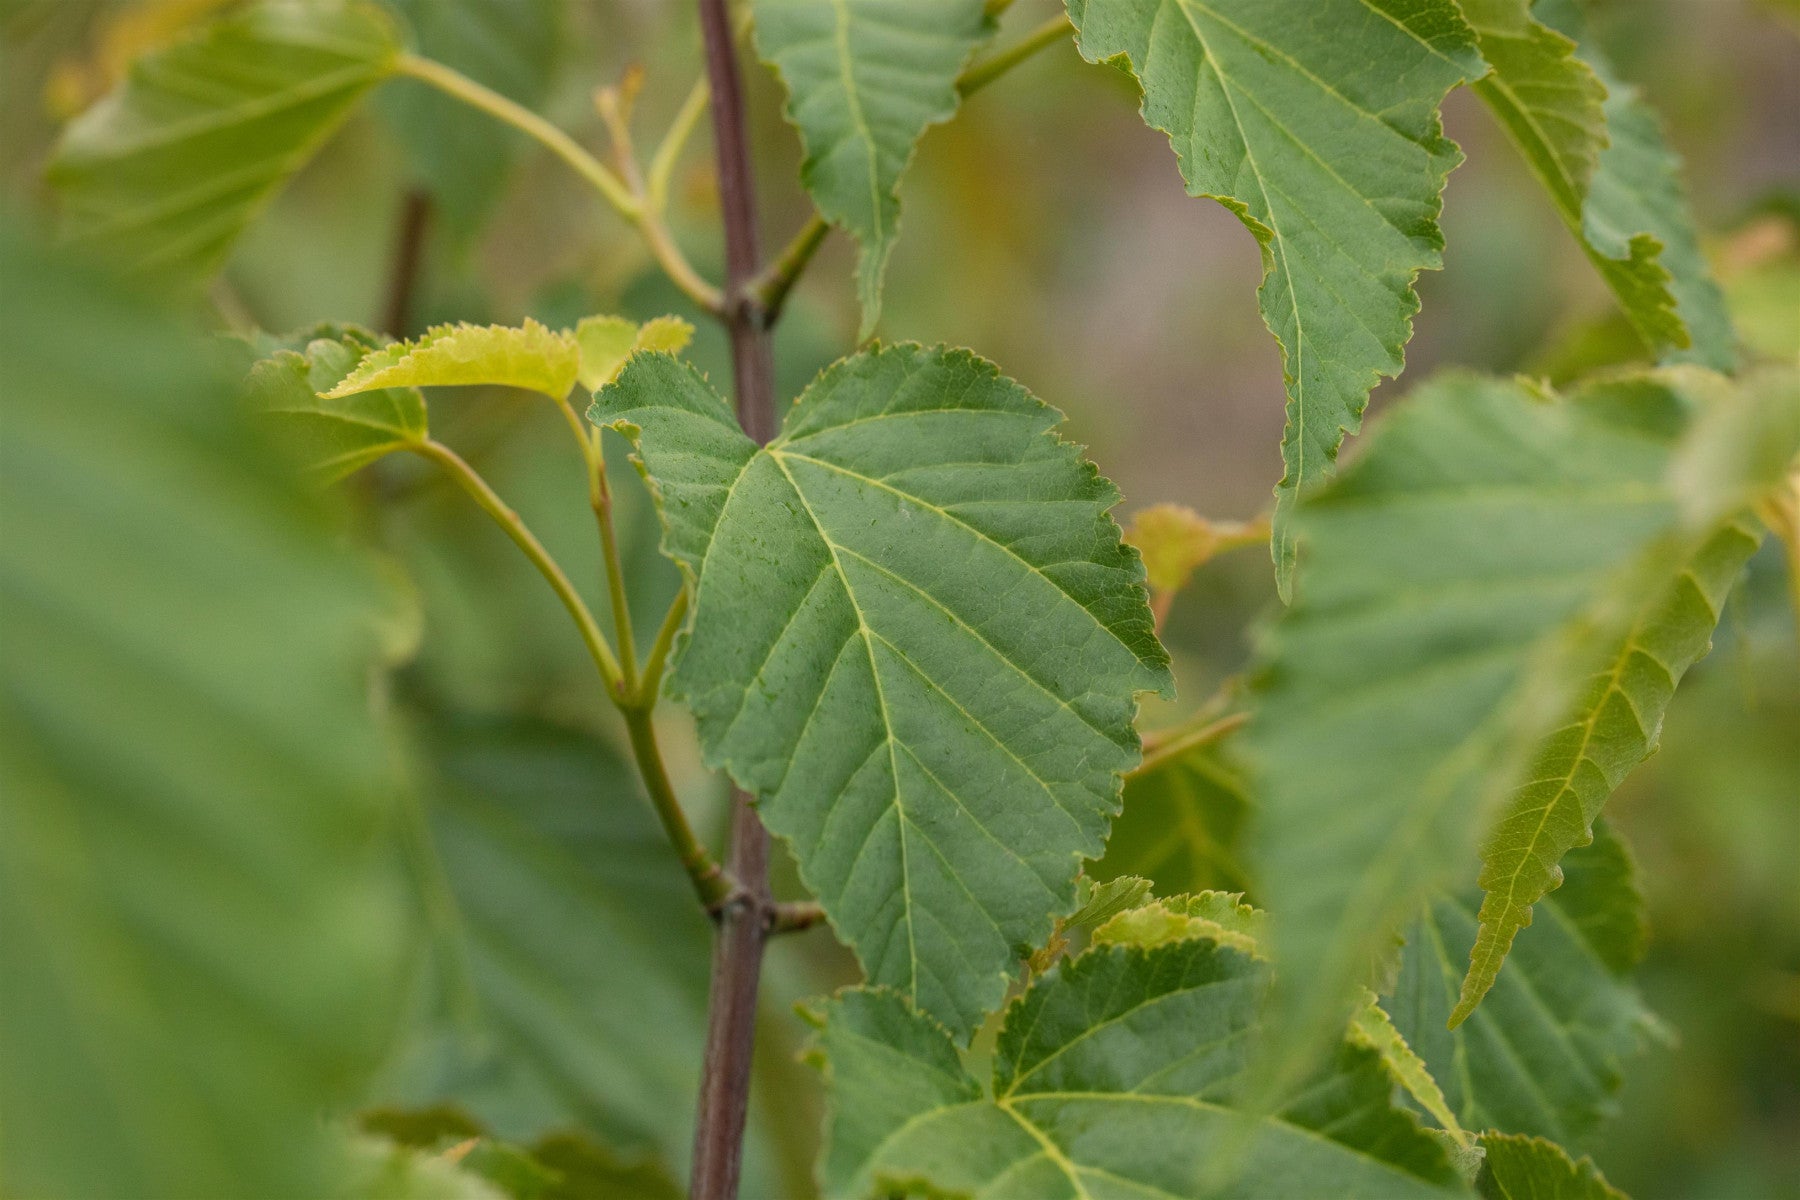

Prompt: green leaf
[
  {"left": 594, "top": 344, "right": 1170, "bottom": 1039},
  {"left": 1452, "top": 515, "right": 1753, "bottom": 1022},
  {"left": 1066, "top": 0, "right": 1487, "bottom": 597},
  {"left": 248, "top": 332, "right": 429, "bottom": 480},
  {"left": 324, "top": 318, "right": 582, "bottom": 400},
  {"left": 1476, "top": 1134, "right": 1627, "bottom": 1200},
  {"left": 375, "top": 712, "right": 714, "bottom": 1175},
  {"left": 0, "top": 225, "right": 409, "bottom": 1197},
  {"left": 1246, "top": 369, "right": 1786, "bottom": 1090},
  {"left": 814, "top": 939, "right": 1469, "bottom": 1199},
  {"left": 573, "top": 315, "right": 695, "bottom": 392},
  {"left": 378, "top": 0, "right": 563, "bottom": 243},
  {"left": 1094, "top": 736, "right": 1252, "bottom": 896},
  {"left": 342, "top": 1139, "right": 508, "bottom": 1200},
  {"left": 1093, "top": 889, "right": 1266, "bottom": 957},
  {"left": 1389, "top": 823, "right": 1658, "bottom": 1147},
  {"left": 754, "top": 0, "right": 997, "bottom": 339},
  {"left": 46, "top": 0, "right": 400, "bottom": 287},
  {"left": 1534, "top": 0, "right": 1736, "bottom": 370},
  {"left": 1462, "top": 0, "right": 1686, "bottom": 356}
]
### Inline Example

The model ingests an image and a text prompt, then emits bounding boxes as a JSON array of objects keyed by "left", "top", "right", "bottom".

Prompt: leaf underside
[
  {"left": 46, "top": 0, "right": 399, "bottom": 286},
  {"left": 1246, "top": 369, "right": 1766, "bottom": 1090},
  {"left": 1477, "top": 1133, "right": 1627, "bottom": 1200},
  {"left": 1066, "top": 0, "right": 1486, "bottom": 596},
  {"left": 816, "top": 934, "right": 1468, "bottom": 1200},
  {"left": 594, "top": 344, "right": 1169, "bottom": 1040},
  {"left": 1390, "top": 823, "right": 1655, "bottom": 1149},
  {"left": 249, "top": 332, "right": 429, "bottom": 480},
  {"left": 755, "top": 0, "right": 996, "bottom": 339}
]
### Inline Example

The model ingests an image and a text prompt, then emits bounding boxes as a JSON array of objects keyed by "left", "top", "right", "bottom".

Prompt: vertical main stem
[{"left": 691, "top": 2, "right": 777, "bottom": 1197}]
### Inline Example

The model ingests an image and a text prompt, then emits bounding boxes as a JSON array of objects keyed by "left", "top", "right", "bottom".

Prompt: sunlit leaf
[
  {"left": 595, "top": 344, "right": 1170, "bottom": 1039},
  {"left": 0, "top": 225, "right": 409, "bottom": 1197},
  {"left": 1066, "top": 0, "right": 1487, "bottom": 596},
  {"left": 574, "top": 315, "right": 695, "bottom": 392},
  {"left": 1534, "top": 0, "right": 1736, "bottom": 370},
  {"left": 247, "top": 331, "right": 429, "bottom": 481},
  {"left": 1476, "top": 1133, "right": 1627, "bottom": 1200},
  {"left": 1247, "top": 368, "right": 1792, "bottom": 1090},
  {"left": 754, "top": 0, "right": 997, "bottom": 338},
  {"left": 46, "top": 0, "right": 401, "bottom": 286},
  {"left": 324, "top": 318, "right": 581, "bottom": 400},
  {"left": 813, "top": 936, "right": 1469, "bottom": 1199},
  {"left": 1390, "top": 823, "right": 1658, "bottom": 1147}
]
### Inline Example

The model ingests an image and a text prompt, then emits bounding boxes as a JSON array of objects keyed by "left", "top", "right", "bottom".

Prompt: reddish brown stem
[
  {"left": 380, "top": 189, "right": 431, "bottom": 338},
  {"left": 689, "top": 1, "right": 779, "bottom": 1196}
]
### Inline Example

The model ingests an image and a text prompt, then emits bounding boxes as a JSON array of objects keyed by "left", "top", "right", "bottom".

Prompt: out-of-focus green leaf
[
  {"left": 1066, "top": 0, "right": 1487, "bottom": 596},
  {"left": 1094, "top": 736, "right": 1251, "bottom": 895},
  {"left": 1247, "top": 369, "right": 1790, "bottom": 1092},
  {"left": 46, "top": 0, "right": 401, "bottom": 287},
  {"left": 341, "top": 1139, "right": 508, "bottom": 1200},
  {"left": 1464, "top": 0, "right": 1686, "bottom": 358},
  {"left": 754, "top": 0, "right": 996, "bottom": 338},
  {"left": 248, "top": 331, "right": 429, "bottom": 480},
  {"left": 1535, "top": 0, "right": 1736, "bottom": 370},
  {"left": 595, "top": 345, "right": 1170, "bottom": 1041},
  {"left": 378, "top": 0, "right": 562, "bottom": 244},
  {"left": 375, "top": 712, "right": 712, "bottom": 1176},
  {"left": 813, "top": 936, "right": 1469, "bottom": 1199},
  {"left": 0, "top": 225, "right": 409, "bottom": 1197},
  {"left": 1389, "top": 824, "right": 1658, "bottom": 1147},
  {"left": 352, "top": 1115, "right": 683, "bottom": 1200},
  {"left": 1477, "top": 1133, "right": 1627, "bottom": 1200}
]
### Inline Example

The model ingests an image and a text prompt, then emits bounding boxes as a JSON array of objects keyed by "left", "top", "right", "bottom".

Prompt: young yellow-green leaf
[
  {"left": 325, "top": 319, "right": 581, "bottom": 400},
  {"left": 1350, "top": 990, "right": 1474, "bottom": 1156},
  {"left": 1093, "top": 889, "right": 1266, "bottom": 958},
  {"left": 248, "top": 333, "right": 429, "bottom": 481},
  {"left": 754, "top": 0, "right": 996, "bottom": 339},
  {"left": 46, "top": 0, "right": 400, "bottom": 286},
  {"left": 1066, "top": 0, "right": 1487, "bottom": 597},
  {"left": 1477, "top": 1134, "right": 1627, "bottom": 1200},
  {"left": 0, "top": 224, "right": 408, "bottom": 1198},
  {"left": 1247, "top": 369, "right": 1790, "bottom": 1093},
  {"left": 594, "top": 344, "right": 1170, "bottom": 1039},
  {"left": 814, "top": 940, "right": 1470, "bottom": 1200},
  {"left": 1534, "top": 0, "right": 1735, "bottom": 370},
  {"left": 1094, "top": 734, "right": 1251, "bottom": 895},
  {"left": 1390, "top": 823, "right": 1657, "bottom": 1147},
  {"left": 574, "top": 314, "right": 695, "bottom": 391}
]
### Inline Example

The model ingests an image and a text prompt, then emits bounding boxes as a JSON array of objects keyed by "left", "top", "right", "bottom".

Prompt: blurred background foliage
[{"left": 1, "top": 0, "right": 1795, "bottom": 1196}]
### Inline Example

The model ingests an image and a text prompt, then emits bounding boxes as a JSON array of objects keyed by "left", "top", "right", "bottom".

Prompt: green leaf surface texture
[
  {"left": 46, "top": 0, "right": 399, "bottom": 286},
  {"left": 1476, "top": 1133, "right": 1627, "bottom": 1200},
  {"left": 324, "top": 318, "right": 582, "bottom": 400},
  {"left": 0, "top": 226, "right": 408, "bottom": 1197},
  {"left": 1389, "top": 823, "right": 1656, "bottom": 1148},
  {"left": 814, "top": 938, "right": 1469, "bottom": 1199},
  {"left": 1462, "top": 0, "right": 1687, "bottom": 361},
  {"left": 1246, "top": 368, "right": 1773, "bottom": 1089},
  {"left": 1533, "top": 0, "right": 1736, "bottom": 369},
  {"left": 594, "top": 344, "right": 1170, "bottom": 1040},
  {"left": 1094, "top": 736, "right": 1251, "bottom": 896},
  {"left": 378, "top": 0, "right": 562, "bottom": 242},
  {"left": 248, "top": 330, "right": 429, "bottom": 480},
  {"left": 755, "top": 0, "right": 997, "bottom": 338},
  {"left": 1452, "top": 513, "right": 1753, "bottom": 1022},
  {"left": 1066, "top": 0, "right": 1487, "bottom": 596},
  {"left": 374, "top": 713, "right": 720, "bottom": 1177}
]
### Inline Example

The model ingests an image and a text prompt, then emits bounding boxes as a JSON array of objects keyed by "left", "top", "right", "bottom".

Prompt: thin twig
[
  {"left": 623, "top": 705, "right": 740, "bottom": 915},
  {"left": 690, "top": 0, "right": 781, "bottom": 1194},
  {"left": 1133, "top": 712, "right": 1249, "bottom": 779},
  {"left": 412, "top": 439, "right": 623, "bottom": 690},
  {"left": 958, "top": 13, "right": 1073, "bottom": 99},
  {"left": 380, "top": 189, "right": 432, "bottom": 338},
  {"left": 750, "top": 214, "right": 830, "bottom": 324},
  {"left": 638, "top": 587, "right": 691, "bottom": 706}
]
